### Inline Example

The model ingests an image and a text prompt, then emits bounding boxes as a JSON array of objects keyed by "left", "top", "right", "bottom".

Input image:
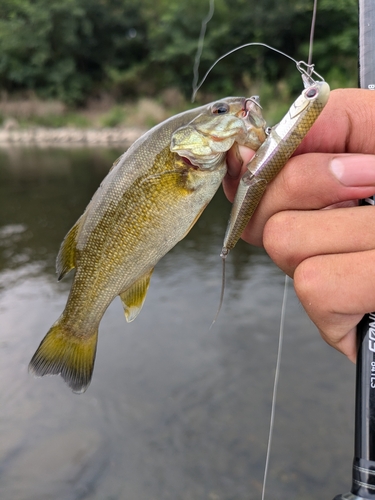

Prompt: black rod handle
[
  {"left": 350, "top": 314, "right": 375, "bottom": 498},
  {"left": 332, "top": 314, "right": 375, "bottom": 500}
]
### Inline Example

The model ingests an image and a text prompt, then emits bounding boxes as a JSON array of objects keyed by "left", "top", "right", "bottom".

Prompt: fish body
[
  {"left": 29, "top": 97, "right": 266, "bottom": 393},
  {"left": 221, "top": 81, "right": 330, "bottom": 256}
]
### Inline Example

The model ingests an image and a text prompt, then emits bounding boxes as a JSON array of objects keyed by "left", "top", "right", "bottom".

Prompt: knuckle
[
  {"left": 263, "top": 212, "right": 289, "bottom": 255},
  {"left": 293, "top": 257, "right": 322, "bottom": 305},
  {"left": 276, "top": 163, "right": 303, "bottom": 201},
  {"left": 263, "top": 212, "right": 299, "bottom": 269}
]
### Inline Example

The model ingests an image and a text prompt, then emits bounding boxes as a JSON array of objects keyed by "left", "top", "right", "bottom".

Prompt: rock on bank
[{"left": 0, "top": 127, "right": 146, "bottom": 147}]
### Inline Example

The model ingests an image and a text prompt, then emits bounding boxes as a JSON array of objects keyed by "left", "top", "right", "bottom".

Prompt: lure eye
[
  {"left": 305, "top": 87, "right": 318, "bottom": 98},
  {"left": 211, "top": 102, "right": 229, "bottom": 114}
]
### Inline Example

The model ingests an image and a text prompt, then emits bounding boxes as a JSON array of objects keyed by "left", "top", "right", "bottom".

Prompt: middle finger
[
  {"left": 264, "top": 206, "right": 375, "bottom": 276},
  {"left": 234, "top": 153, "right": 375, "bottom": 246}
]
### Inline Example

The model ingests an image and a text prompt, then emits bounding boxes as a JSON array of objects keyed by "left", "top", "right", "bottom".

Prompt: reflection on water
[{"left": 1, "top": 147, "right": 355, "bottom": 499}]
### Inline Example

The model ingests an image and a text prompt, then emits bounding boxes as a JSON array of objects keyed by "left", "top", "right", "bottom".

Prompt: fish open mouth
[{"left": 180, "top": 156, "right": 199, "bottom": 169}]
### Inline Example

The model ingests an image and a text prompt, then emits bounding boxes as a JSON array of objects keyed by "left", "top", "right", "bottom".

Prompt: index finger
[{"left": 295, "top": 88, "right": 375, "bottom": 155}]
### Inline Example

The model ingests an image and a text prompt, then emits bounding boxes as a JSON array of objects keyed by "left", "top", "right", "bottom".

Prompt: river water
[{"left": 0, "top": 146, "right": 355, "bottom": 500}]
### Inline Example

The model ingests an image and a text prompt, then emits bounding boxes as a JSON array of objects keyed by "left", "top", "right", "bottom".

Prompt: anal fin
[{"left": 119, "top": 269, "right": 154, "bottom": 322}]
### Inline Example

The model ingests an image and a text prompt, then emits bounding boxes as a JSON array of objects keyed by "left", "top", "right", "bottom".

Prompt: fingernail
[{"left": 330, "top": 155, "right": 375, "bottom": 186}]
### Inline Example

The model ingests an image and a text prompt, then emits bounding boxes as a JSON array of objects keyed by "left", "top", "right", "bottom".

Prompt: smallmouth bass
[{"left": 29, "top": 97, "right": 266, "bottom": 393}]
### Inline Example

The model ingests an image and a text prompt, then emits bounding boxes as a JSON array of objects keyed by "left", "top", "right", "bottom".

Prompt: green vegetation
[
  {"left": 18, "top": 113, "right": 91, "bottom": 129},
  {"left": 0, "top": 0, "right": 358, "bottom": 119}
]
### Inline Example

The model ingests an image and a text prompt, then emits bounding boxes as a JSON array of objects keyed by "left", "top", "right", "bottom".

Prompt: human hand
[{"left": 224, "top": 89, "right": 375, "bottom": 362}]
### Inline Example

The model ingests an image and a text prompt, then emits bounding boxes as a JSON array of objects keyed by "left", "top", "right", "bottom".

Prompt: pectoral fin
[
  {"left": 119, "top": 269, "right": 154, "bottom": 322},
  {"left": 56, "top": 217, "right": 83, "bottom": 281}
]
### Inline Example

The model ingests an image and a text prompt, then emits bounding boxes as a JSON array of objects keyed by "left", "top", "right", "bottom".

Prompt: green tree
[
  {"left": 0, "top": 0, "right": 148, "bottom": 104},
  {"left": 0, "top": 0, "right": 359, "bottom": 105}
]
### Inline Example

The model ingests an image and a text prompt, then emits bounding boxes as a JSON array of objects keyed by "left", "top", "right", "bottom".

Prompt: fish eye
[{"left": 211, "top": 102, "right": 229, "bottom": 114}]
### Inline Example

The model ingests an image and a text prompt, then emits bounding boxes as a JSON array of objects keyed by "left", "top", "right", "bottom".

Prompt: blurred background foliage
[{"left": 0, "top": 0, "right": 358, "bottom": 115}]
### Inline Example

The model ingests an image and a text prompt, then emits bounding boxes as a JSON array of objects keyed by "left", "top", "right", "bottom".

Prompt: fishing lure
[{"left": 221, "top": 64, "right": 330, "bottom": 258}]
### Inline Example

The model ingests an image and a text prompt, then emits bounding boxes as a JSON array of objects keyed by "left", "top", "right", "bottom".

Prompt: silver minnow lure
[{"left": 221, "top": 77, "right": 330, "bottom": 258}]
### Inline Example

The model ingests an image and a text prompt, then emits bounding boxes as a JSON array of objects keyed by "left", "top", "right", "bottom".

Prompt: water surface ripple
[{"left": 0, "top": 147, "right": 354, "bottom": 499}]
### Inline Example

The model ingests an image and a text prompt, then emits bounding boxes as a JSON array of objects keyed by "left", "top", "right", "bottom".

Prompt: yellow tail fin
[{"left": 29, "top": 320, "right": 98, "bottom": 394}]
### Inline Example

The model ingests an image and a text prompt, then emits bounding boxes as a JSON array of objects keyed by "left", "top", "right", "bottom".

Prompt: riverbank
[
  {"left": 0, "top": 95, "right": 176, "bottom": 147},
  {"left": 0, "top": 126, "right": 147, "bottom": 148}
]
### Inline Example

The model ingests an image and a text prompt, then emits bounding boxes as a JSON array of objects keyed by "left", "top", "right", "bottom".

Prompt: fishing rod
[{"left": 333, "top": 1, "right": 375, "bottom": 499}]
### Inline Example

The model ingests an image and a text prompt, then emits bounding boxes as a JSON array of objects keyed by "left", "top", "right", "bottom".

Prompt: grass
[
  {"left": 0, "top": 93, "right": 180, "bottom": 130},
  {"left": 18, "top": 113, "right": 91, "bottom": 129},
  {"left": 0, "top": 73, "right": 358, "bottom": 131},
  {"left": 100, "top": 106, "right": 127, "bottom": 128}
]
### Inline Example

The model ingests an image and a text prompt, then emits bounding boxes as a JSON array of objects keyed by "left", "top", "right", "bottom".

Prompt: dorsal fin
[
  {"left": 109, "top": 154, "right": 124, "bottom": 173},
  {"left": 119, "top": 269, "right": 154, "bottom": 322}
]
